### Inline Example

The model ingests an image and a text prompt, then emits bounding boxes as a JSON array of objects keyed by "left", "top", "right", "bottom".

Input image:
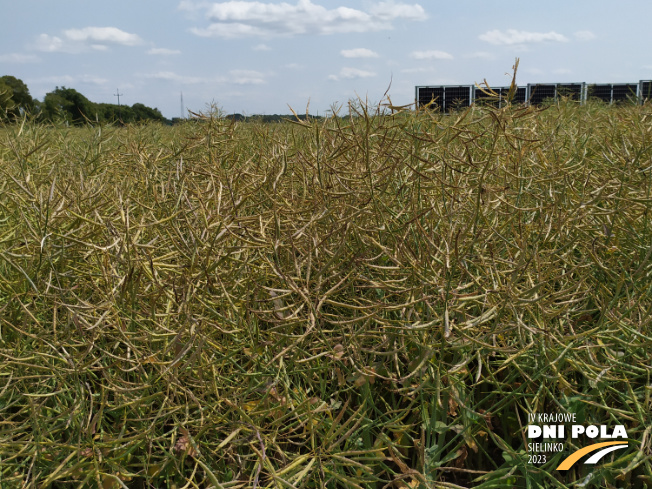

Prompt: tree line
[
  {"left": 0, "top": 75, "right": 168, "bottom": 125},
  {"left": 1, "top": 75, "right": 332, "bottom": 126}
]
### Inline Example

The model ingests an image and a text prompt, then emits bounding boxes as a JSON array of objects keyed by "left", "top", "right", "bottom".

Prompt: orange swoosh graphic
[{"left": 556, "top": 441, "right": 628, "bottom": 471}]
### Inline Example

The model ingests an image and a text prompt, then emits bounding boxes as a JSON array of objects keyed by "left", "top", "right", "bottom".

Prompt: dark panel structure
[
  {"left": 639, "top": 81, "right": 652, "bottom": 102},
  {"left": 587, "top": 84, "right": 614, "bottom": 103},
  {"left": 444, "top": 86, "right": 472, "bottom": 112},
  {"left": 416, "top": 86, "right": 473, "bottom": 112},
  {"left": 587, "top": 84, "right": 638, "bottom": 104},
  {"left": 472, "top": 86, "right": 526, "bottom": 107},
  {"left": 416, "top": 80, "right": 648, "bottom": 110},
  {"left": 526, "top": 83, "right": 585, "bottom": 105},
  {"left": 612, "top": 84, "right": 638, "bottom": 103},
  {"left": 527, "top": 84, "right": 557, "bottom": 105},
  {"left": 416, "top": 87, "right": 443, "bottom": 109},
  {"left": 557, "top": 83, "right": 584, "bottom": 101},
  {"left": 513, "top": 87, "right": 528, "bottom": 104},
  {"left": 473, "top": 86, "right": 500, "bottom": 107}
]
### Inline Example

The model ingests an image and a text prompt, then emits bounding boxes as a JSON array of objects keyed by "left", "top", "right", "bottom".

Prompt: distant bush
[{"left": 0, "top": 75, "right": 170, "bottom": 125}]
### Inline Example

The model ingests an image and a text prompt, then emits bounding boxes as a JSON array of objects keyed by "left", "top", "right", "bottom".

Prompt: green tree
[
  {"left": 131, "top": 103, "right": 165, "bottom": 123},
  {"left": 42, "top": 87, "right": 94, "bottom": 124},
  {"left": 95, "top": 103, "right": 136, "bottom": 124},
  {"left": 0, "top": 80, "right": 16, "bottom": 119},
  {"left": 0, "top": 75, "right": 35, "bottom": 120}
]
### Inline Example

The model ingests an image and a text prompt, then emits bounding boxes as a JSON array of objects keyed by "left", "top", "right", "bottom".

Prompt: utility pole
[
  {"left": 180, "top": 91, "right": 185, "bottom": 119},
  {"left": 114, "top": 88, "right": 123, "bottom": 121}
]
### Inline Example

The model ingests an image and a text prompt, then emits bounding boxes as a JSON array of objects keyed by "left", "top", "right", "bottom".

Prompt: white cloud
[
  {"left": 142, "top": 69, "right": 266, "bottom": 85},
  {"left": 328, "top": 67, "right": 376, "bottom": 81},
  {"left": 410, "top": 50, "right": 453, "bottom": 60},
  {"left": 368, "top": 1, "right": 425, "bottom": 21},
  {"left": 36, "top": 74, "right": 76, "bottom": 85},
  {"left": 143, "top": 71, "right": 209, "bottom": 84},
  {"left": 464, "top": 51, "right": 496, "bottom": 60},
  {"left": 553, "top": 68, "right": 572, "bottom": 75},
  {"left": 79, "top": 74, "right": 109, "bottom": 85},
  {"left": 192, "top": 23, "right": 260, "bottom": 38},
  {"left": 479, "top": 29, "right": 568, "bottom": 45},
  {"left": 34, "top": 34, "right": 65, "bottom": 52},
  {"left": 0, "top": 53, "right": 41, "bottom": 63},
  {"left": 178, "top": 0, "right": 208, "bottom": 13},
  {"left": 341, "top": 48, "right": 379, "bottom": 58},
  {"left": 182, "top": 0, "right": 427, "bottom": 38},
  {"left": 228, "top": 69, "right": 266, "bottom": 84},
  {"left": 34, "top": 27, "right": 143, "bottom": 53},
  {"left": 64, "top": 27, "right": 142, "bottom": 45},
  {"left": 31, "top": 74, "right": 108, "bottom": 86},
  {"left": 525, "top": 68, "right": 544, "bottom": 76},
  {"left": 147, "top": 47, "right": 182, "bottom": 55},
  {"left": 253, "top": 43, "right": 271, "bottom": 51},
  {"left": 574, "top": 30, "right": 596, "bottom": 41}
]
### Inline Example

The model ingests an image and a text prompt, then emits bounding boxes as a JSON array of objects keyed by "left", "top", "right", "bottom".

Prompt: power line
[{"left": 114, "top": 88, "right": 123, "bottom": 121}]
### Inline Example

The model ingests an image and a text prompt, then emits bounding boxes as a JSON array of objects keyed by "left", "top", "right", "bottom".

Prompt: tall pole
[
  {"left": 114, "top": 88, "right": 123, "bottom": 121},
  {"left": 180, "top": 91, "right": 184, "bottom": 119}
]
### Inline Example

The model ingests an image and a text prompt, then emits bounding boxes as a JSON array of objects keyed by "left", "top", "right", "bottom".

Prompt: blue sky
[{"left": 2, "top": 0, "right": 651, "bottom": 119}]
